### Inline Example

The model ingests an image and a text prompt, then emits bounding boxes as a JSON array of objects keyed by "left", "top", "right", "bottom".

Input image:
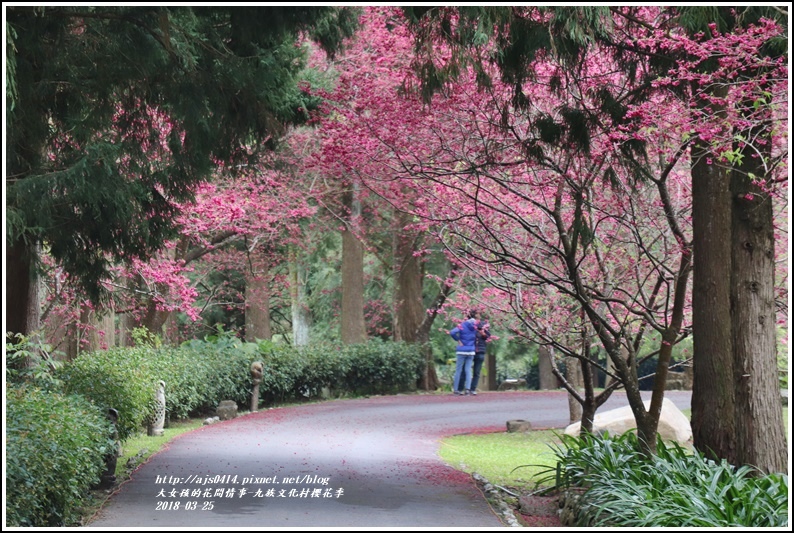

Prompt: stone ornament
[
  {"left": 506, "top": 419, "right": 533, "bottom": 433},
  {"left": 148, "top": 380, "right": 166, "bottom": 437},
  {"left": 250, "top": 361, "right": 264, "bottom": 412},
  {"left": 94, "top": 408, "right": 120, "bottom": 489}
]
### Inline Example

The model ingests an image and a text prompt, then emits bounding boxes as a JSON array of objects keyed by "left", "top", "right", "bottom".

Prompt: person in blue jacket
[{"left": 449, "top": 309, "right": 479, "bottom": 396}]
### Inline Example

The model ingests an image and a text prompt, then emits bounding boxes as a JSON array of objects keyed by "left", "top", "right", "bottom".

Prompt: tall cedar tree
[{"left": 6, "top": 6, "right": 359, "bottom": 339}]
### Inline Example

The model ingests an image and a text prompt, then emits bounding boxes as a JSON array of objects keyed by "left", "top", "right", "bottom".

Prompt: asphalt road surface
[{"left": 87, "top": 390, "right": 691, "bottom": 529}]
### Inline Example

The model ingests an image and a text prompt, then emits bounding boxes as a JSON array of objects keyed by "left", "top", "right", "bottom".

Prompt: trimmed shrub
[
  {"left": 6, "top": 386, "right": 114, "bottom": 527},
  {"left": 60, "top": 347, "right": 158, "bottom": 441},
  {"left": 59, "top": 337, "right": 425, "bottom": 436},
  {"left": 340, "top": 340, "right": 424, "bottom": 395}
]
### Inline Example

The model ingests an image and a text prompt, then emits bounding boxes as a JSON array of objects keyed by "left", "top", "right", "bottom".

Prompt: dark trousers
[{"left": 458, "top": 353, "right": 486, "bottom": 391}]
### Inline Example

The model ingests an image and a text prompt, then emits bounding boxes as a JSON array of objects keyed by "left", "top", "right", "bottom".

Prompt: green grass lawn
[
  {"left": 438, "top": 406, "right": 789, "bottom": 493},
  {"left": 437, "top": 430, "right": 563, "bottom": 491}
]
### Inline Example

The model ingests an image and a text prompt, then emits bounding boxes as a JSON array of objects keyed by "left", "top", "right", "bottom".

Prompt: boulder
[
  {"left": 216, "top": 400, "right": 238, "bottom": 421},
  {"left": 506, "top": 419, "right": 533, "bottom": 433},
  {"left": 564, "top": 397, "right": 692, "bottom": 444}
]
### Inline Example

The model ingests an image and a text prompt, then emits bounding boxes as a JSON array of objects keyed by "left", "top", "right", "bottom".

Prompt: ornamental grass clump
[{"left": 539, "top": 431, "right": 788, "bottom": 527}]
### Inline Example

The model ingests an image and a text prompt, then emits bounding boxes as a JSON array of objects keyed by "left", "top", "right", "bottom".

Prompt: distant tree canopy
[{"left": 6, "top": 6, "right": 359, "bottom": 310}]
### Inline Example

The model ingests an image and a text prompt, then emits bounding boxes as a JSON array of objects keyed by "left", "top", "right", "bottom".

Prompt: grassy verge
[
  {"left": 438, "top": 406, "right": 789, "bottom": 494},
  {"left": 80, "top": 417, "right": 206, "bottom": 525},
  {"left": 114, "top": 418, "right": 206, "bottom": 479},
  {"left": 438, "top": 430, "right": 562, "bottom": 491}
]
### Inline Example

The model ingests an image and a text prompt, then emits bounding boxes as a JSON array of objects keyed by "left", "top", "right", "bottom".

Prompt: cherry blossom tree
[
  {"left": 307, "top": 6, "right": 466, "bottom": 386},
  {"left": 398, "top": 4, "right": 787, "bottom": 467}
]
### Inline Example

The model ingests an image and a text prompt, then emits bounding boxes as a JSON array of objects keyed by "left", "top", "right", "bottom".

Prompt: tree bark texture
[
  {"left": 245, "top": 263, "right": 272, "bottom": 342},
  {"left": 690, "top": 88, "right": 738, "bottom": 464},
  {"left": 341, "top": 228, "right": 367, "bottom": 344},
  {"left": 392, "top": 213, "right": 424, "bottom": 343},
  {"left": 140, "top": 299, "right": 171, "bottom": 340},
  {"left": 730, "top": 123, "right": 787, "bottom": 473},
  {"left": 6, "top": 240, "right": 41, "bottom": 342},
  {"left": 414, "top": 261, "right": 459, "bottom": 391},
  {"left": 566, "top": 355, "right": 584, "bottom": 425},
  {"left": 289, "top": 247, "right": 311, "bottom": 346},
  {"left": 78, "top": 306, "right": 115, "bottom": 353},
  {"left": 538, "top": 345, "right": 557, "bottom": 390},
  {"left": 340, "top": 183, "right": 367, "bottom": 344}
]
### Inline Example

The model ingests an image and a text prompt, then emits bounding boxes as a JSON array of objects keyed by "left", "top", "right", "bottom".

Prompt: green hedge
[
  {"left": 256, "top": 339, "right": 423, "bottom": 403},
  {"left": 60, "top": 347, "right": 158, "bottom": 441},
  {"left": 6, "top": 385, "right": 114, "bottom": 527},
  {"left": 9, "top": 336, "right": 423, "bottom": 527},
  {"left": 339, "top": 340, "right": 424, "bottom": 395},
  {"left": 59, "top": 337, "right": 425, "bottom": 440}
]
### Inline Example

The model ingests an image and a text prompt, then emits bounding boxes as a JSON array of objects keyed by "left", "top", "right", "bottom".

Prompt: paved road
[{"left": 87, "top": 390, "right": 691, "bottom": 528}]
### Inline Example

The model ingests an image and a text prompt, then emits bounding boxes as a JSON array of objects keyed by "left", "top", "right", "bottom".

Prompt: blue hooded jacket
[{"left": 450, "top": 318, "right": 477, "bottom": 354}]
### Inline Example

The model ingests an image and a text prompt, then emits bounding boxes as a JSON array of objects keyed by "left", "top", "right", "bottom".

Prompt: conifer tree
[{"left": 6, "top": 6, "right": 359, "bottom": 338}]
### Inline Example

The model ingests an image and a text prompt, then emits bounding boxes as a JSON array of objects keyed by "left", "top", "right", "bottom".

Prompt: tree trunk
[
  {"left": 6, "top": 240, "right": 41, "bottom": 345},
  {"left": 340, "top": 182, "right": 367, "bottom": 344},
  {"left": 78, "top": 306, "right": 115, "bottom": 353},
  {"left": 566, "top": 355, "right": 584, "bottom": 425},
  {"left": 730, "top": 114, "right": 787, "bottom": 473},
  {"left": 289, "top": 246, "right": 311, "bottom": 346},
  {"left": 638, "top": 250, "right": 692, "bottom": 457},
  {"left": 245, "top": 262, "right": 272, "bottom": 342},
  {"left": 690, "top": 86, "right": 738, "bottom": 464},
  {"left": 414, "top": 261, "right": 459, "bottom": 391},
  {"left": 393, "top": 213, "right": 424, "bottom": 343},
  {"left": 117, "top": 312, "right": 136, "bottom": 347},
  {"left": 140, "top": 299, "right": 171, "bottom": 340},
  {"left": 538, "top": 345, "right": 557, "bottom": 389}
]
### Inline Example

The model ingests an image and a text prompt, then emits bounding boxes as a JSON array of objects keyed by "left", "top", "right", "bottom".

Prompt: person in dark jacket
[
  {"left": 450, "top": 309, "right": 479, "bottom": 395},
  {"left": 470, "top": 313, "right": 491, "bottom": 395}
]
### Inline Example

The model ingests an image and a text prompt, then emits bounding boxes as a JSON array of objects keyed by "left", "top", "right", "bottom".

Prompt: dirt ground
[{"left": 514, "top": 493, "right": 564, "bottom": 527}]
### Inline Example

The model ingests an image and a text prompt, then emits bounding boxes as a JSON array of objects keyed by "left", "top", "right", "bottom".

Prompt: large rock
[
  {"left": 216, "top": 400, "right": 238, "bottom": 421},
  {"left": 506, "top": 419, "right": 533, "bottom": 433},
  {"left": 564, "top": 397, "right": 692, "bottom": 444}
]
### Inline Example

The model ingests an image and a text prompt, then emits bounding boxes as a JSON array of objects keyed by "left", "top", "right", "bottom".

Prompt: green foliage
[
  {"left": 130, "top": 326, "right": 163, "bottom": 349},
  {"left": 6, "top": 385, "right": 114, "bottom": 527},
  {"left": 62, "top": 329, "right": 257, "bottom": 434},
  {"left": 5, "top": 332, "right": 64, "bottom": 391},
  {"left": 6, "top": 6, "right": 359, "bottom": 303},
  {"left": 339, "top": 339, "right": 424, "bottom": 395},
  {"left": 256, "top": 339, "right": 423, "bottom": 403},
  {"left": 59, "top": 348, "right": 158, "bottom": 441},
  {"left": 59, "top": 330, "right": 422, "bottom": 438},
  {"left": 536, "top": 432, "right": 789, "bottom": 527}
]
